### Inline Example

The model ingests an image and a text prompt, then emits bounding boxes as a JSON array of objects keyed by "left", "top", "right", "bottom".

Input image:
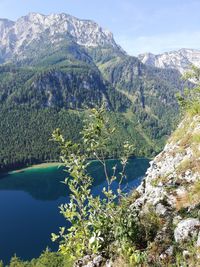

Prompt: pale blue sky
[{"left": 0, "top": 0, "right": 200, "bottom": 55}]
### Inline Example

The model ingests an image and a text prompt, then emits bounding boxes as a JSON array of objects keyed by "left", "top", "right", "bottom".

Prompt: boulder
[
  {"left": 174, "top": 218, "right": 200, "bottom": 243},
  {"left": 155, "top": 203, "right": 168, "bottom": 216}
]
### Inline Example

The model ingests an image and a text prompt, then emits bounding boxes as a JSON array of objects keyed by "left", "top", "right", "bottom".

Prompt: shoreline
[
  {"left": 4, "top": 156, "right": 150, "bottom": 175},
  {"left": 9, "top": 162, "right": 62, "bottom": 174}
]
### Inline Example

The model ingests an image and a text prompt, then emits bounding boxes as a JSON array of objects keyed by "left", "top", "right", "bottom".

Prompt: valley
[
  {"left": 0, "top": 9, "right": 200, "bottom": 267},
  {"left": 0, "top": 13, "right": 194, "bottom": 172}
]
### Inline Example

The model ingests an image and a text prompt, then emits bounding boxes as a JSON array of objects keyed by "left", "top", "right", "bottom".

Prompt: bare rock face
[
  {"left": 134, "top": 115, "right": 200, "bottom": 212},
  {"left": 138, "top": 48, "right": 200, "bottom": 74},
  {"left": 174, "top": 218, "right": 200, "bottom": 243},
  {"left": 0, "top": 13, "right": 122, "bottom": 63}
]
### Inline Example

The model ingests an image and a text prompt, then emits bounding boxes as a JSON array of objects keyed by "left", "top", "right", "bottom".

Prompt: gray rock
[
  {"left": 197, "top": 232, "right": 200, "bottom": 247},
  {"left": 174, "top": 218, "right": 200, "bottom": 243},
  {"left": 159, "top": 246, "right": 174, "bottom": 260},
  {"left": 93, "top": 255, "right": 104, "bottom": 267},
  {"left": 82, "top": 255, "right": 92, "bottom": 264},
  {"left": 105, "top": 260, "right": 112, "bottom": 267},
  {"left": 165, "top": 246, "right": 174, "bottom": 256},
  {"left": 0, "top": 13, "right": 122, "bottom": 64},
  {"left": 131, "top": 196, "right": 145, "bottom": 210},
  {"left": 86, "top": 263, "right": 95, "bottom": 267},
  {"left": 139, "top": 49, "right": 200, "bottom": 74},
  {"left": 155, "top": 203, "right": 168, "bottom": 216},
  {"left": 136, "top": 181, "right": 145, "bottom": 195}
]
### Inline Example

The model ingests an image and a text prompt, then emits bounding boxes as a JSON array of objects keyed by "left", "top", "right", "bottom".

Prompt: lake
[{"left": 0, "top": 158, "right": 149, "bottom": 264}]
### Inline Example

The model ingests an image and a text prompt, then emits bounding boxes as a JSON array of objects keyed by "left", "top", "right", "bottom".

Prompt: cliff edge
[{"left": 132, "top": 114, "right": 200, "bottom": 265}]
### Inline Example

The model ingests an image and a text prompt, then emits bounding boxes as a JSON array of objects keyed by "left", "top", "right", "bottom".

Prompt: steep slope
[
  {"left": 88, "top": 47, "right": 188, "bottom": 144},
  {"left": 139, "top": 48, "right": 200, "bottom": 74},
  {"left": 131, "top": 113, "right": 200, "bottom": 265},
  {"left": 0, "top": 65, "right": 130, "bottom": 110}
]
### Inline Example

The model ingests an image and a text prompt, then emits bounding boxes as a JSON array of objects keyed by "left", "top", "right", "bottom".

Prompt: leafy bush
[
  {"left": 51, "top": 106, "right": 146, "bottom": 263},
  {"left": 176, "top": 65, "right": 200, "bottom": 115},
  {"left": 6, "top": 250, "right": 72, "bottom": 267}
]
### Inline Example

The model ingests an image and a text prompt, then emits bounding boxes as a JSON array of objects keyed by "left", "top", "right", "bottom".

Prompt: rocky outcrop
[
  {"left": 132, "top": 114, "right": 200, "bottom": 264},
  {"left": 174, "top": 218, "right": 200, "bottom": 243}
]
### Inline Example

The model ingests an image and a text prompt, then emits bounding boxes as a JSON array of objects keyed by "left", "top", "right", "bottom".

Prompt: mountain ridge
[
  {"left": 138, "top": 48, "right": 200, "bottom": 74},
  {"left": 0, "top": 12, "right": 123, "bottom": 64},
  {"left": 0, "top": 12, "right": 192, "bottom": 171}
]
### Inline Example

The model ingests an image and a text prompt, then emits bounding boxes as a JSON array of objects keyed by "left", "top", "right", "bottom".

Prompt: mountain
[
  {"left": 0, "top": 12, "right": 122, "bottom": 64},
  {"left": 139, "top": 48, "right": 200, "bottom": 74},
  {"left": 0, "top": 13, "right": 189, "bottom": 171}
]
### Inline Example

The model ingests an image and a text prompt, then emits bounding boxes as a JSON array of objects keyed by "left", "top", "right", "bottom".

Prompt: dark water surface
[{"left": 0, "top": 158, "right": 149, "bottom": 264}]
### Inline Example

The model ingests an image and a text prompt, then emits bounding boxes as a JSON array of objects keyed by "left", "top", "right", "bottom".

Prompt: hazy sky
[{"left": 0, "top": 0, "right": 200, "bottom": 56}]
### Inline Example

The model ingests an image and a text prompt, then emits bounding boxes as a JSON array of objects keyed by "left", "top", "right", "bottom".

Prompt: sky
[{"left": 0, "top": 0, "right": 200, "bottom": 56}]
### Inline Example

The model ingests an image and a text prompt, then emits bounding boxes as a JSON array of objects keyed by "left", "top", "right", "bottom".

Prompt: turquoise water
[{"left": 0, "top": 158, "right": 149, "bottom": 264}]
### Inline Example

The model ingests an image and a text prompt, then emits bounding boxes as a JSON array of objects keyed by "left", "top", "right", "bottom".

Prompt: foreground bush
[
  {"left": 2, "top": 250, "right": 72, "bottom": 267},
  {"left": 51, "top": 106, "right": 148, "bottom": 264}
]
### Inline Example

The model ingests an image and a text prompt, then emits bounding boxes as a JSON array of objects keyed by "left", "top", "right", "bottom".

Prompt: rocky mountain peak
[
  {"left": 0, "top": 19, "right": 14, "bottom": 40},
  {"left": 0, "top": 12, "right": 121, "bottom": 63},
  {"left": 139, "top": 48, "right": 200, "bottom": 74}
]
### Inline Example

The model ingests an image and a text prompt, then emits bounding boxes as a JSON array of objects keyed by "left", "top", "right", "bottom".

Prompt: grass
[
  {"left": 176, "top": 157, "right": 200, "bottom": 175},
  {"left": 170, "top": 119, "right": 188, "bottom": 144},
  {"left": 187, "top": 101, "right": 200, "bottom": 116},
  {"left": 175, "top": 179, "right": 200, "bottom": 210},
  {"left": 192, "top": 133, "right": 200, "bottom": 143},
  {"left": 170, "top": 114, "right": 200, "bottom": 147}
]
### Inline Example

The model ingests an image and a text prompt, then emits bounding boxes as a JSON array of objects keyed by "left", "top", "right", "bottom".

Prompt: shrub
[
  {"left": 51, "top": 106, "right": 145, "bottom": 263},
  {"left": 176, "top": 65, "right": 200, "bottom": 115}
]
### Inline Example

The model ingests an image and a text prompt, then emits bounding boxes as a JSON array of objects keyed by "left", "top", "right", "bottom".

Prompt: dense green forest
[
  {"left": 0, "top": 40, "right": 191, "bottom": 172},
  {"left": 0, "top": 106, "right": 159, "bottom": 172}
]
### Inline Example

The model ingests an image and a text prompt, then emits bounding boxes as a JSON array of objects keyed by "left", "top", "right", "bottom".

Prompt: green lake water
[{"left": 0, "top": 158, "right": 149, "bottom": 264}]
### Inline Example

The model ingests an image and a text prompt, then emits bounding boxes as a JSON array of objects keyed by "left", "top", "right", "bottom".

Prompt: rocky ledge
[{"left": 131, "top": 114, "right": 200, "bottom": 265}]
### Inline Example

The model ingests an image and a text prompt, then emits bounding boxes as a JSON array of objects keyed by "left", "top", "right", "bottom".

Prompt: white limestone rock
[
  {"left": 156, "top": 203, "right": 168, "bottom": 216},
  {"left": 0, "top": 12, "right": 124, "bottom": 63},
  {"left": 174, "top": 218, "right": 200, "bottom": 243},
  {"left": 159, "top": 246, "right": 174, "bottom": 260}
]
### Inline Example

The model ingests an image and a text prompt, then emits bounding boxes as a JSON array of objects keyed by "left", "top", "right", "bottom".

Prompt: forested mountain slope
[
  {"left": 89, "top": 47, "right": 187, "bottom": 141},
  {"left": 0, "top": 13, "right": 191, "bottom": 171}
]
